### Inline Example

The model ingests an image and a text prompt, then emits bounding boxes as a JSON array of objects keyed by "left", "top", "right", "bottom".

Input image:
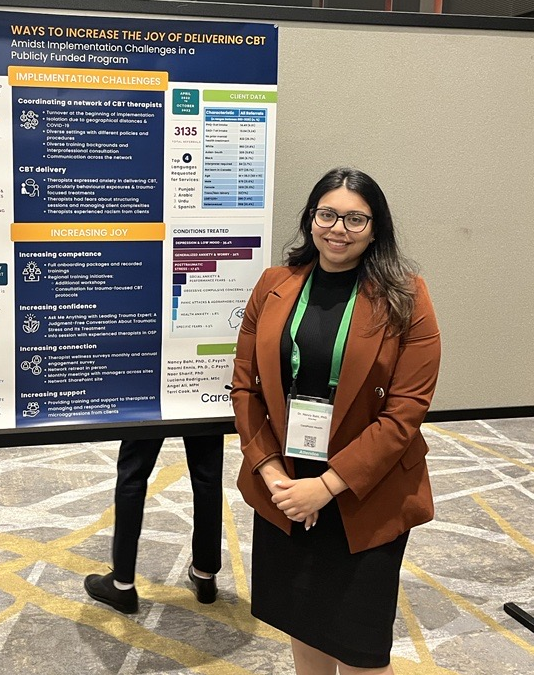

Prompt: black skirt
[{"left": 251, "top": 500, "right": 409, "bottom": 669}]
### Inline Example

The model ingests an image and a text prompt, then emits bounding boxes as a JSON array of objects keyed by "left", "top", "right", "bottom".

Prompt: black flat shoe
[
  {"left": 84, "top": 572, "right": 139, "bottom": 614},
  {"left": 188, "top": 564, "right": 218, "bottom": 604}
]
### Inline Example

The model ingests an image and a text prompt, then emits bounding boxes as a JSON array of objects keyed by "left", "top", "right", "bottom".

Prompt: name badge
[{"left": 284, "top": 395, "right": 332, "bottom": 461}]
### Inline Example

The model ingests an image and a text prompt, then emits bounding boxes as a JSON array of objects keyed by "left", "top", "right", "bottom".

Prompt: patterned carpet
[{"left": 0, "top": 419, "right": 533, "bottom": 674}]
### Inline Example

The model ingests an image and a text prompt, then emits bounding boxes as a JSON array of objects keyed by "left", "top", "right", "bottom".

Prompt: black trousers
[{"left": 112, "top": 435, "right": 224, "bottom": 583}]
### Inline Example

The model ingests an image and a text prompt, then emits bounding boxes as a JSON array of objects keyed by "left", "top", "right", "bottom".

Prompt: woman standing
[{"left": 232, "top": 168, "right": 441, "bottom": 674}]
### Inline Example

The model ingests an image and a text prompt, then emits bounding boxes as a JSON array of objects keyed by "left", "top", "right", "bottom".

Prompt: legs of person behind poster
[
  {"left": 113, "top": 437, "right": 164, "bottom": 583},
  {"left": 184, "top": 434, "right": 223, "bottom": 603},
  {"left": 84, "top": 435, "right": 224, "bottom": 613}
]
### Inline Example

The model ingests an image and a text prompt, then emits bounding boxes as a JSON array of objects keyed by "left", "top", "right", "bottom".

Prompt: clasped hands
[{"left": 270, "top": 477, "right": 333, "bottom": 530}]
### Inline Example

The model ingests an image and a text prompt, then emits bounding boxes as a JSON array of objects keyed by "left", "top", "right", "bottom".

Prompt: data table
[{"left": 203, "top": 108, "right": 267, "bottom": 209}]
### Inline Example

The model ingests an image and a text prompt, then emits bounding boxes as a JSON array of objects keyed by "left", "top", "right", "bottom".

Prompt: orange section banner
[
  {"left": 11, "top": 222, "right": 165, "bottom": 242},
  {"left": 8, "top": 66, "right": 168, "bottom": 91}
]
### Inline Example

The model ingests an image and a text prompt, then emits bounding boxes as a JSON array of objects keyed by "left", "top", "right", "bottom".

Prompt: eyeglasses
[{"left": 311, "top": 207, "right": 372, "bottom": 233}]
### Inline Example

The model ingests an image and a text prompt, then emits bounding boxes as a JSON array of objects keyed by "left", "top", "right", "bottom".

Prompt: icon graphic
[
  {"left": 23, "top": 401, "right": 40, "bottom": 417},
  {"left": 23, "top": 313, "right": 40, "bottom": 334},
  {"left": 21, "top": 178, "right": 39, "bottom": 197},
  {"left": 21, "top": 354, "right": 42, "bottom": 375},
  {"left": 20, "top": 110, "right": 39, "bottom": 129},
  {"left": 228, "top": 307, "right": 245, "bottom": 330},
  {"left": 182, "top": 152, "right": 193, "bottom": 163},
  {"left": 22, "top": 261, "right": 42, "bottom": 282}
]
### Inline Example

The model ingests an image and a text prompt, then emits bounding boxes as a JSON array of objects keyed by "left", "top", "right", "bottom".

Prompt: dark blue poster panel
[{"left": 0, "top": 9, "right": 278, "bottom": 429}]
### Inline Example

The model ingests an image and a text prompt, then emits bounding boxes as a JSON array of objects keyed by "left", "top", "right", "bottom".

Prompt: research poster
[{"left": 0, "top": 7, "right": 278, "bottom": 430}]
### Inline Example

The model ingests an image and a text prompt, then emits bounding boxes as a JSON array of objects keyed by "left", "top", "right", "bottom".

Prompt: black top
[
  {"left": 280, "top": 263, "right": 359, "bottom": 479},
  {"left": 280, "top": 263, "right": 360, "bottom": 400}
]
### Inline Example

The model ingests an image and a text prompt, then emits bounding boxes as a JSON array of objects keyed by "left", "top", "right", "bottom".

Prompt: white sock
[
  {"left": 113, "top": 580, "right": 134, "bottom": 590},
  {"left": 192, "top": 568, "right": 213, "bottom": 579}
]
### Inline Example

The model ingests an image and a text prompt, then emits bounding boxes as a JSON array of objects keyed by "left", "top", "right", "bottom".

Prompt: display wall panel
[{"left": 272, "top": 21, "right": 534, "bottom": 412}]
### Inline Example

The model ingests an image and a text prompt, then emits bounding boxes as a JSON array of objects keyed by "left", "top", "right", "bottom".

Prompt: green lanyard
[{"left": 289, "top": 267, "right": 358, "bottom": 400}]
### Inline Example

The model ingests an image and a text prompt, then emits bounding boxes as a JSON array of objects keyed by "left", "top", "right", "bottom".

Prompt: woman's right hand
[
  {"left": 258, "top": 457, "right": 319, "bottom": 529},
  {"left": 271, "top": 479, "right": 320, "bottom": 530},
  {"left": 273, "top": 482, "right": 319, "bottom": 529}
]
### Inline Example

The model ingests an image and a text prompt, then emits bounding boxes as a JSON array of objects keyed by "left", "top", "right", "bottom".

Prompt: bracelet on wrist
[{"left": 319, "top": 474, "right": 335, "bottom": 498}]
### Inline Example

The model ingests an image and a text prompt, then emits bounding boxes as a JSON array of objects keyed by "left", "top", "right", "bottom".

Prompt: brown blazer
[{"left": 232, "top": 263, "right": 441, "bottom": 554}]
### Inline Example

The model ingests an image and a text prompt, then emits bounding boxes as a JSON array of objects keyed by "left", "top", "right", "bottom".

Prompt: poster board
[
  {"left": 0, "top": 1, "right": 532, "bottom": 445},
  {"left": 0, "top": 1, "right": 278, "bottom": 442}
]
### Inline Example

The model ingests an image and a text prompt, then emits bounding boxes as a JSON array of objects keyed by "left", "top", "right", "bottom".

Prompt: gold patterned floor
[{"left": 0, "top": 419, "right": 533, "bottom": 674}]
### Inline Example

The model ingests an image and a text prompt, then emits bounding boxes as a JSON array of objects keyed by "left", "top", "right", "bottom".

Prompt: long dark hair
[{"left": 284, "top": 167, "right": 417, "bottom": 336}]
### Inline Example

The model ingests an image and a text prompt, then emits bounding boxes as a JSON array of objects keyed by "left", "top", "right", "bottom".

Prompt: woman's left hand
[{"left": 271, "top": 477, "right": 333, "bottom": 521}]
